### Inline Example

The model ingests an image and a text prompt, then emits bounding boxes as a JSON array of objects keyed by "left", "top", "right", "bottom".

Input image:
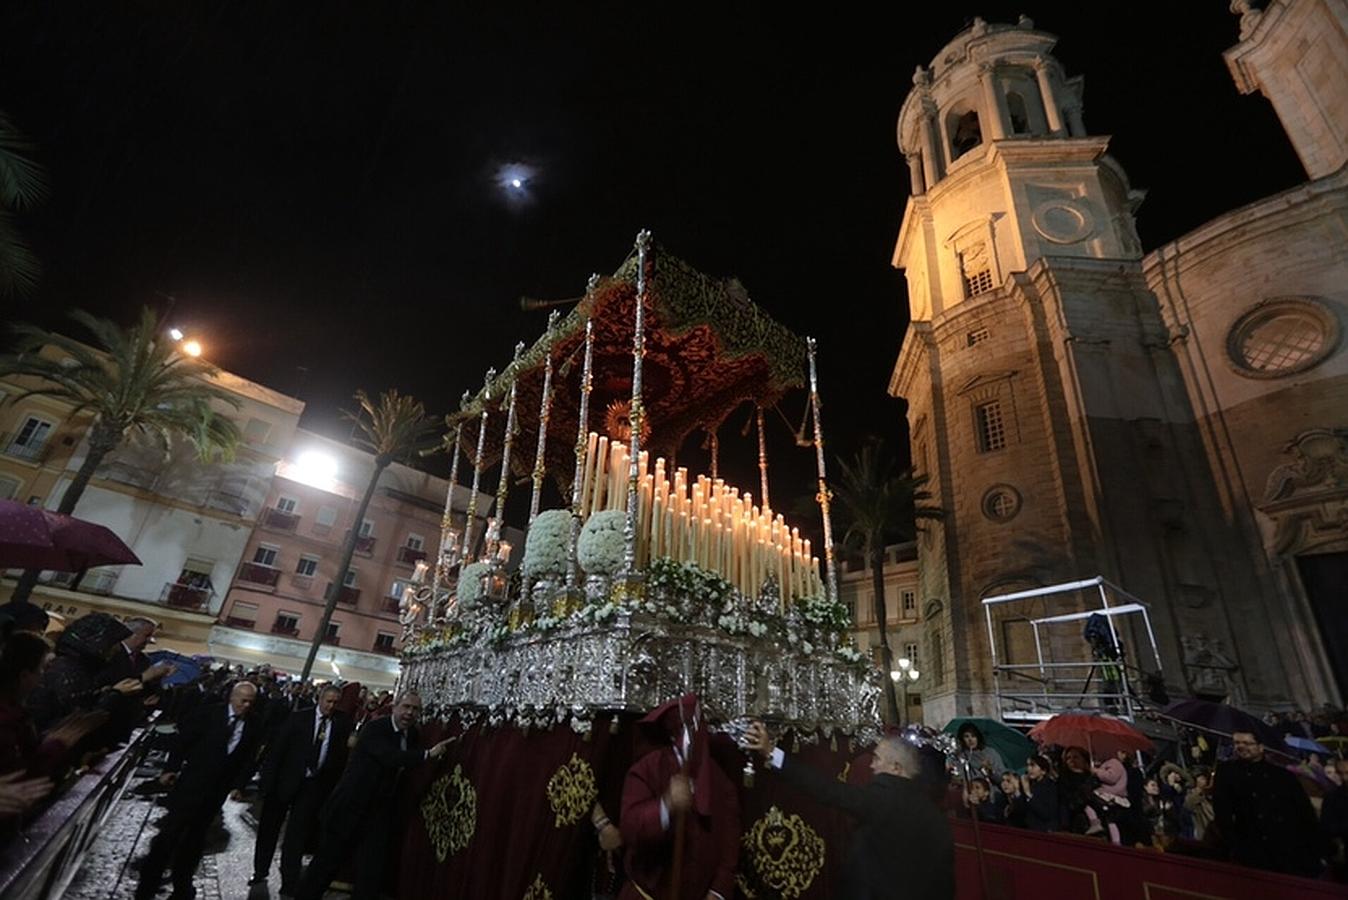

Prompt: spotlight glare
[{"left": 181, "top": 340, "right": 203, "bottom": 357}]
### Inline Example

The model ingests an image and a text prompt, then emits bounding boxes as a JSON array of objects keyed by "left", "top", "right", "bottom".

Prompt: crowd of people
[
  {"left": 2, "top": 598, "right": 1345, "bottom": 897},
  {"left": 952, "top": 717, "right": 1348, "bottom": 881}
]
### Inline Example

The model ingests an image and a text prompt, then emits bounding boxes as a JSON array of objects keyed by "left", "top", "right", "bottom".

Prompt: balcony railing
[
  {"left": 396, "top": 545, "right": 427, "bottom": 566},
  {"left": 381, "top": 597, "right": 402, "bottom": 615},
  {"left": 355, "top": 534, "right": 377, "bottom": 555},
  {"left": 262, "top": 507, "right": 301, "bottom": 532},
  {"left": 160, "top": 582, "right": 213, "bottom": 611},
  {"left": 320, "top": 634, "right": 341, "bottom": 646},
  {"left": 0, "top": 433, "right": 48, "bottom": 463},
  {"left": 328, "top": 584, "right": 360, "bottom": 606},
  {"left": 238, "top": 562, "right": 281, "bottom": 587},
  {"left": 372, "top": 641, "right": 397, "bottom": 655},
  {"left": 47, "top": 569, "right": 120, "bottom": 596},
  {"left": 223, "top": 616, "right": 256, "bottom": 630},
  {"left": 270, "top": 621, "right": 300, "bottom": 637},
  {"left": 97, "top": 459, "right": 159, "bottom": 490},
  {"left": 205, "top": 489, "right": 251, "bottom": 517}
]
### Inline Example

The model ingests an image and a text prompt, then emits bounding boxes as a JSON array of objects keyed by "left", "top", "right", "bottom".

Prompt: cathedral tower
[{"left": 889, "top": 17, "right": 1320, "bottom": 721}]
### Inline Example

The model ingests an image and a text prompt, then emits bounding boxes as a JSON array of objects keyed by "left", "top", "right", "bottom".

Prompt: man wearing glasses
[{"left": 1212, "top": 730, "right": 1322, "bottom": 877}]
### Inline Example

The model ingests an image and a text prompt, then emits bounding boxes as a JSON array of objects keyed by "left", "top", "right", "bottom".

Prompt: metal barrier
[{"left": 0, "top": 728, "right": 152, "bottom": 899}]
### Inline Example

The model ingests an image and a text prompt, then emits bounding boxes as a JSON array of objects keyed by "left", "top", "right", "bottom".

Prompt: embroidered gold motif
[
  {"left": 420, "top": 764, "right": 477, "bottom": 862},
  {"left": 742, "top": 805, "right": 825, "bottom": 899},
  {"left": 838, "top": 761, "right": 850, "bottom": 783},
  {"left": 545, "top": 752, "right": 598, "bottom": 827},
  {"left": 522, "top": 874, "right": 553, "bottom": 900}
]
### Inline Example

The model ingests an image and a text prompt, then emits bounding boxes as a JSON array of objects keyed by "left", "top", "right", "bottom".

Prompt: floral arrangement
[
  {"left": 457, "top": 561, "right": 493, "bottom": 609},
  {"left": 799, "top": 593, "right": 851, "bottom": 633},
  {"left": 522, "top": 509, "right": 572, "bottom": 579},
  {"left": 577, "top": 509, "right": 627, "bottom": 576}
]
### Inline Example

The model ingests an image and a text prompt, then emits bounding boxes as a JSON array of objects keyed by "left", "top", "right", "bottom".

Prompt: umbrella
[
  {"left": 145, "top": 650, "right": 204, "bottom": 688},
  {"left": 1163, "top": 699, "right": 1285, "bottom": 749},
  {"left": 0, "top": 499, "right": 140, "bottom": 572},
  {"left": 943, "top": 717, "right": 1036, "bottom": 771},
  {"left": 1028, "top": 713, "right": 1154, "bottom": 759},
  {"left": 1284, "top": 734, "right": 1331, "bottom": 755}
]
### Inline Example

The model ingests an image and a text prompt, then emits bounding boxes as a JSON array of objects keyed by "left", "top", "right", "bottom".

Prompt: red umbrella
[
  {"left": 1028, "top": 713, "right": 1154, "bottom": 759},
  {"left": 0, "top": 499, "right": 141, "bottom": 572}
]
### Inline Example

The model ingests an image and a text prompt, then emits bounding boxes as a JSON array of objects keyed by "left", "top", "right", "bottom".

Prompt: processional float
[{"left": 392, "top": 233, "right": 882, "bottom": 899}]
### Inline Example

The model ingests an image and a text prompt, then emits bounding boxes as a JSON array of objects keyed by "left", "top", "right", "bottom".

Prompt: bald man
[
  {"left": 746, "top": 723, "right": 954, "bottom": 900},
  {"left": 135, "top": 681, "right": 263, "bottom": 900}
]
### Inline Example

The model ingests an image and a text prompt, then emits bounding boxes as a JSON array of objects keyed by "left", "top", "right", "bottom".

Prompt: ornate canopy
[{"left": 452, "top": 246, "right": 806, "bottom": 482}]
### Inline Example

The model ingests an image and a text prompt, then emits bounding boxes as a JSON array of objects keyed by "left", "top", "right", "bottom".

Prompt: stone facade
[
  {"left": 840, "top": 542, "right": 926, "bottom": 722},
  {"left": 889, "top": 9, "right": 1347, "bottom": 722}
]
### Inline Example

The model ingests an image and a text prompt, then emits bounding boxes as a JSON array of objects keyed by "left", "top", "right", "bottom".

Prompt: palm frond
[
  {"left": 0, "top": 211, "right": 41, "bottom": 298},
  {"left": 0, "top": 112, "right": 50, "bottom": 211},
  {"left": 343, "top": 388, "right": 441, "bottom": 467}
]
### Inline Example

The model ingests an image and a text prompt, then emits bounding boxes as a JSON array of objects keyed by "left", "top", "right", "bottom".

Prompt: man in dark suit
[
  {"left": 745, "top": 722, "right": 954, "bottom": 900},
  {"left": 134, "top": 681, "right": 262, "bottom": 900},
  {"left": 296, "top": 691, "right": 454, "bottom": 900},
  {"left": 249, "top": 685, "right": 351, "bottom": 897}
]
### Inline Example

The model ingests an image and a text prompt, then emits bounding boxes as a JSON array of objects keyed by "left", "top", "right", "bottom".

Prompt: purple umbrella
[{"left": 0, "top": 499, "right": 141, "bottom": 572}]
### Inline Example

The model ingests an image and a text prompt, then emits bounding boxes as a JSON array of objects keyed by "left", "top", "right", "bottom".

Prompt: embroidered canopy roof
[{"left": 451, "top": 246, "right": 806, "bottom": 479}]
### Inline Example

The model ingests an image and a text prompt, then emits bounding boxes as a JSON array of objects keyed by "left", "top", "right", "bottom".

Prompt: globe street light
[{"left": 890, "top": 657, "right": 921, "bottom": 726}]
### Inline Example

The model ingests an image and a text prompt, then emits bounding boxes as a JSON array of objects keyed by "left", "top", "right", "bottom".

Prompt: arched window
[
  {"left": 950, "top": 110, "right": 983, "bottom": 160},
  {"left": 1006, "top": 91, "right": 1030, "bottom": 135}
]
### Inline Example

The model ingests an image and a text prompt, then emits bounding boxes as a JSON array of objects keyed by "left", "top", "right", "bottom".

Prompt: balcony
[
  {"left": 97, "top": 459, "right": 159, "bottom": 490},
  {"left": 223, "top": 616, "right": 256, "bottom": 630},
  {"left": 270, "top": 621, "right": 300, "bottom": 637},
  {"left": 205, "top": 488, "right": 251, "bottom": 517},
  {"left": 47, "top": 569, "right": 119, "bottom": 596},
  {"left": 396, "top": 545, "right": 427, "bottom": 566},
  {"left": 262, "top": 507, "right": 301, "bottom": 532},
  {"left": 238, "top": 562, "right": 281, "bottom": 588},
  {"left": 320, "top": 634, "right": 341, "bottom": 647},
  {"left": 328, "top": 584, "right": 360, "bottom": 606},
  {"left": 355, "top": 534, "right": 377, "bottom": 555},
  {"left": 372, "top": 640, "right": 398, "bottom": 655},
  {"left": 160, "top": 582, "right": 212, "bottom": 611},
  {"left": 1, "top": 433, "right": 48, "bottom": 463},
  {"left": 381, "top": 597, "right": 402, "bottom": 615}
]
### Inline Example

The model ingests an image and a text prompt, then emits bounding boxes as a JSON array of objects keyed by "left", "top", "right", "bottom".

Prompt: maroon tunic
[{"left": 619, "top": 745, "right": 739, "bottom": 900}]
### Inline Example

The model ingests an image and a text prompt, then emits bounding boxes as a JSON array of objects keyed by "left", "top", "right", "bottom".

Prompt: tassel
[
  {"left": 792, "top": 732, "right": 800, "bottom": 754},
  {"left": 609, "top": 716, "right": 620, "bottom": 735},
  {"left": 830, "top": 733, "right": 837, "bottom": 752},
  {"left": 743, "top": 759, "right": 755, "bottom": 789}
]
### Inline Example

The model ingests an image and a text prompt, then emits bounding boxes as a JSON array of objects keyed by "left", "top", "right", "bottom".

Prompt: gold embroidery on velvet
[
  {"left": 522, "top": 874, "right": 554, "bottom": 900},
  {"left": 545, "top": 752, "right": 598, "bottom": 827},
  {"left": 420, "top": 764, "right": 477, "bottom": 862},
  {"left": 742, "top": 805, "right": 825, "bottom": 900},
  {"left": 838, "top": 761, "right": 850, "bottom": 783}
]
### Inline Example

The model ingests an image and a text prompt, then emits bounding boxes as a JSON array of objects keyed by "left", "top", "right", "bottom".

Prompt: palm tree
[
  {"left": 0, "top": 110, "right": 49, "bottom": 298},
  {"left": 300, "top": 389, "right": 441, "bottom": 682},
  {"left": 0, "top": 306, "right": 242, "bottom": 602},
  {"left": 833, "top": 437, "right": 942, "bottom": 725}
]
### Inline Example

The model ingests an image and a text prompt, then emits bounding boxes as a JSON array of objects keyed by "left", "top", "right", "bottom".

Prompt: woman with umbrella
[{"left": 955, "top": 722, "right": 1006, "bottom": 782}]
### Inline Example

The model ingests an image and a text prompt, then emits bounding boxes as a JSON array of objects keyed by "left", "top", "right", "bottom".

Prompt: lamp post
[{"left": 889, "top": 657, "right": 921, "bottom": 727}]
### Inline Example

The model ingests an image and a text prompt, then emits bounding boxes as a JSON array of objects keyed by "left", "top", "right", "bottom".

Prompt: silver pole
[
  {"left": 622, "top": 230, "right": 651, "bottom": 577},
  {"left": 462, "top": 369, "right": 494, "bottom": 563},
  {"left": 566, "top": 289, "right": 597, "bottom": 594},
  {"left": 486, "top": 342, "right": 525, "bottom": 560},
  {"left": 430, "top": 412, "right": 465, "bottom": 624},
  {"left": 528, "top": 310, "right": 560, "bottom": 524},
  {"left": 806, "top": 336, "right": 838, "bottom": 605},
  {"left": 757, "top": 406, "right": 771, "bottom": 511}
]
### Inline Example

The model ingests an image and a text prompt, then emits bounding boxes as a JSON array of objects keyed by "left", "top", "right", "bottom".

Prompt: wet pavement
[{"left": 64, "top": 760, "right": 348, "bottom": 900}]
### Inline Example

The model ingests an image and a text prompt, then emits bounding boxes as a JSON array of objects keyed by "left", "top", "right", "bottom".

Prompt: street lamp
[{"left": 889, "top": 657, "right": 921, "bottom": 726}]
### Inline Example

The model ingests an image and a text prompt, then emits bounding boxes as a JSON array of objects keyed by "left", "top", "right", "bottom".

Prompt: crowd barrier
[
  {"left": 952, "top": 818, "right": 1347, "bottom": 899},
  {"left": 0, "top": 728, "right": 152, "bottom": 900}
]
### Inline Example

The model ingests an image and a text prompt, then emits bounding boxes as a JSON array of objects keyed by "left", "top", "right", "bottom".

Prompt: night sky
[{"left": 0, "top": 2, "right": 1305, "bottom": 519}]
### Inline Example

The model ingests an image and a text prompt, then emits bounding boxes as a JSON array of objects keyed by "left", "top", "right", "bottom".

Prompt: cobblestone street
[{"left": 64, "top": 760, "right": 347, "bottom": 900}]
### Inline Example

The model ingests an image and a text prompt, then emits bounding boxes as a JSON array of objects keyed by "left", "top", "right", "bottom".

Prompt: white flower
[
  {"left": 522, "top": 509, "right": 574, "bottom": 578},
  {"left": 577, "top": 510, "right": 628, "bottom": 576},
  {"left": 802, "top": 641, "right": 814, "bottom": 655}
]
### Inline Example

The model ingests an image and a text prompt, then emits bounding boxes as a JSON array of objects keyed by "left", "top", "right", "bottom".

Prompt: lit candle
[
  {"left": 581, "top": 432, "right": 598, "bottom": 520},
  {"left": 592, "top": 435, "right": 609, "bottom": 516}
]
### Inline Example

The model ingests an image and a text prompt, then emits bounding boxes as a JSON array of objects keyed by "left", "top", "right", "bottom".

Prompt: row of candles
[{"left": 579, "top": 432, "right": 823, "bottom": 607}]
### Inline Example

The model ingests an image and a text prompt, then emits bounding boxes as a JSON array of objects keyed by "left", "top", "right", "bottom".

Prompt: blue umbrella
[
  {"left": 1284, "top": 734, "right": 1331, "bottom": 755},
  {"left": 146, "top": 650, "right": 204, "bottom": 688}
]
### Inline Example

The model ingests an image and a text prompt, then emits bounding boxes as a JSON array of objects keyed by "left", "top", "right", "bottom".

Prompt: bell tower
[{"left": 889, "top": 17, "right": 1303, "bottom": 722}]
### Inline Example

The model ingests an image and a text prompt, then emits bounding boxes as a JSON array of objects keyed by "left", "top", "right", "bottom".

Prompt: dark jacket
[
  {"left": 25, "top": 614, "right": 131, "bottom": 729},
  {"left": 259, "top": 707, "right": 352, "bottom": 803},
  {"left": 320, "top": 715, "right": 426, "bottom": 839},
  {"left": 1213, "top": 758, "right": 1322, "bottom": 877},
  {"left": 1020, "top": 777, "right": 1059, "bottom": 832},
  {"left": 777, "top": 755, "right": 954, "bottom": 900},
  {"left": 164, "top": 702, "right": 263, "bottom": 818}
]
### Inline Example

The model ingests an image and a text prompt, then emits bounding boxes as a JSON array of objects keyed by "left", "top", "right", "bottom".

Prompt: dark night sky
[{"left": 0, "top": 2, "right": 1305, "bottom": 517}]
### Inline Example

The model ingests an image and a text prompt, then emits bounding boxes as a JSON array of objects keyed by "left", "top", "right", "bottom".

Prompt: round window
[
  {"left": 981, "top": 485, "right": 1022, "bottom": 523},
  {"left": 1227, "top": 297, "right": 1338, "bottom": 379}
]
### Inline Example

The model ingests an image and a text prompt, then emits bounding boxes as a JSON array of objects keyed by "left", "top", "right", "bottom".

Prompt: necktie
[
  {"left": 309, "top": 716, "right": 329, "bottom": 772},
  {"left": 227, "top": 715, "right": 243, "bottom": 754}
]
